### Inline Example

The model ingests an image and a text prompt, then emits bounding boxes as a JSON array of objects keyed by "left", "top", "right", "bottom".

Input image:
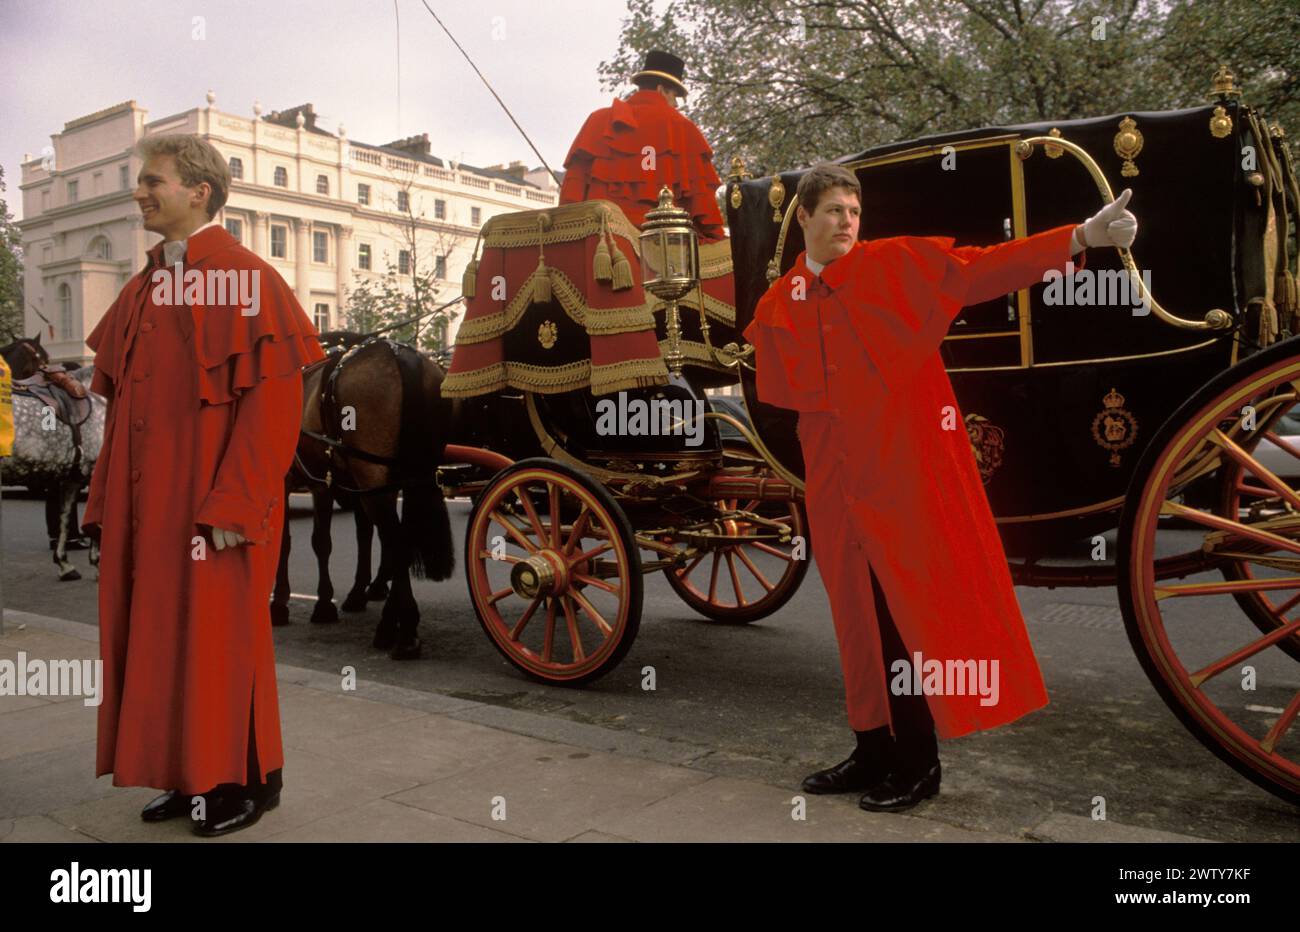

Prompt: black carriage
[{"left": 439, "top": 67, "right": 1300, "bottom": 806}]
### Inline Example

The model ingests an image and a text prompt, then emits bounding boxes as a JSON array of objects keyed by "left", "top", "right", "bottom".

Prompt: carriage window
[
  {"left": 358, "top": 243, "right": 372, "bottom": 270},
  {"left": 229, "top": 156, "right": 243, "bottom": 180},
  {"left": 398, "top": 249, "right": 411, "bottom": 274},
  {"left": 313, "top": 230, "right": 329, "bottom": 263},
  {"left": 314, "top": 303, "right": 330, "bottom": 331},
  {"left": 358, "top": 183, "right": 370, "bottom": 205},
  {"left": 225, "top": 218, "right": 243, "bottom": 242},
  {"left": 270, "top": 224, "right": 287, "bottom": 258},
  {"left": 273, "top": 166, "right": 288, "bottom": 188},
  {"left": 316, "top": 174, "right": 329, "bottom": 195},
  {"left": 397, "top": 190, "right": 410, "bottom": 213},
  {"left": 435, "top": 254, "right": 446, "bottom": 279}
]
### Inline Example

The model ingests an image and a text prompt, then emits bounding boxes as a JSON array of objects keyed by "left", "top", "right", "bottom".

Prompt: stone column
[
  {"left": 336, "top": 225, "right": 353, "bottom": 327},
  {"left": 252, "top": 211, "right": 269, "bottom": 258},
  {"left": 293, "top": 218, "right": 311, "bottom": 308}
]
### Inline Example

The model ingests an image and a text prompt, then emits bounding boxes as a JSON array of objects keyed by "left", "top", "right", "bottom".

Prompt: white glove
[{"left": 1073, "top": 187, "right": 1137, "bottom": 252}]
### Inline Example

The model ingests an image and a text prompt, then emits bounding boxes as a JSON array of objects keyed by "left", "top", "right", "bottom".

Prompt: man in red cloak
[
  {"left": 742, "top": 162, "right": 1136, "bottom": 811},
  {"left": 81, "top": 134, "right": 323, "bottom": 835},
  {"left": 559, "top": 49, "right": 726, "bottom": 240}
]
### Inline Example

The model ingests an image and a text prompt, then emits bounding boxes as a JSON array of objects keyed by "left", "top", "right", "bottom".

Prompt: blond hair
[{"left": 135, "top": 134, "right": 231, "bottom": 218}]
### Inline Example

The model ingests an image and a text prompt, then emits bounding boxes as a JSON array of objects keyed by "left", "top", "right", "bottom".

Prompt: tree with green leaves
[
  {"left": 599, "top": 0, "right": 1297, "bottom": 178},
  {"left": 0, "top": 166, "right": 25, "bottom": 342}
]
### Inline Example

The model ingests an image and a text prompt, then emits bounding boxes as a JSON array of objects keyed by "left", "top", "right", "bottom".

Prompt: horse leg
[
  {"left": 309, "top": 487, "right": 340, "bottom": 624},
  {"left": 341, "top": 497, "right": 373, "bottom": 612},
  {"left": 367, "top": 492, "right": 420, "bottom": 659},
  {"left": 366, "top": 519, "right": 391, "bottom": 603},
  {"left": 271, "top": 477, "right": 293, "bottom": 626},
  {"left": 52, "top": 479, "right": 81, "bottom": 582}
]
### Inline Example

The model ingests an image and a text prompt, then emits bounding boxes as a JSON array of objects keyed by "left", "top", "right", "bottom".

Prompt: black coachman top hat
[{"left": 632, "top": 50, "right": 688, "bottom": 97}]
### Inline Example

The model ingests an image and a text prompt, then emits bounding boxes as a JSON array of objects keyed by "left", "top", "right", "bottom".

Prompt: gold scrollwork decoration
[
  {"left": 1045, "top": 127, "right": 1064, "bottom": 159},
  {"left": 1114, "top": 116, "right": 1143, "bottom": 177},
  {"left": 768, "top": 177, "right": 786, "bottom": 222},
  {"left": 538, "top": 320, "right": 558, "bottom": 349}
]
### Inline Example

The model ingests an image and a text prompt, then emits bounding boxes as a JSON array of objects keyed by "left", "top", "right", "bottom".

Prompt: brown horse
[
  {"left": 272, "top": 337, "right": 455, "bottom": 659},
  {"left": 1, "top": 335, "right": 50, "bottom": 379}
]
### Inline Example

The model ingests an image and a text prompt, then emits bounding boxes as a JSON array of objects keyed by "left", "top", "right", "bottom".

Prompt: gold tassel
[
  {"left": 593, "top": 214, "right": 613, "bottom": 283},
  {"left": 534, "top": 255, "right": 552, "bottom": 304},
  {"left": 611, "top": 240, "right": 634, "bottom": 291},
  {"left": 1260, "top": 298, "right": 1279, "bottom": 346},
  {"left": 461, "top": 256, "right": 478, "bottom": 299}
]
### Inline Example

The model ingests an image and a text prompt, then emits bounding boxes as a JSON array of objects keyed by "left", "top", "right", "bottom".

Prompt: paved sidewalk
[{"left": 0, "top": 610, "right": 1207, "bottom": 843}]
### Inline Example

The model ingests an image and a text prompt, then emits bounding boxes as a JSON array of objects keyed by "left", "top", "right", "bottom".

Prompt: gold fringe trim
[
  {"left": 482, "top": 200, "right": 641, "bottom": 254},
  {"left": 441, "top": 355, "right": 669, "bottom": 398}
]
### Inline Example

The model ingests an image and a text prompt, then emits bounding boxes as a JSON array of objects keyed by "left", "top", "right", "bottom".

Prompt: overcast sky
[{"left": 1, "top": 0, "right": 656, "bottom": 220}]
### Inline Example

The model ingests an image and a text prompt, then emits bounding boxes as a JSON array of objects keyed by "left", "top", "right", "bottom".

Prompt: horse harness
[
  {"left": 14, "top": 370, "right": 94, "bottom": 472},
  {"left": 295, "top": 338, "right": 435, "bottom": 496}
]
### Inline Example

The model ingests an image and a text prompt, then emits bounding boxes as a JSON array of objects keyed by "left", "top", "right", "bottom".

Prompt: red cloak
[
  {"left": 743, "top": 227, "right": 1082, "bottom": 739},
  {"left": 82, "top": 225, "right": 324, "bottom": 793},
  {"left": 559, "top": 88, "right": 725, "bottom": 240}
]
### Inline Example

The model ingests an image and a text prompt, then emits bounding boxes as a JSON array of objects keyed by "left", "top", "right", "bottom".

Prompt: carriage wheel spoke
[
  {"left": 515, "top": 485, "right": 549, "bottom": 543},
  {"left": 487, "top": 585, "right": 515, "bottom": 606},
  {"left": 490, "top": 510, "right": 538, "bottom": 554},
  {"left": 725, "top": 551, "right": 747, "bottom": 606},
  {"left": 575, "top": 540, "right": 613, "bottom": 562},
  {"left": 734, "top": 546, "right": 775, "bottom": 593},
  {"left": 1263, "top": 430, "right": 1300, "bottom": 465},
  {"left": 549, "top": 484, "right": 562, "bottom": 547},
  {"left": 541, "top": 598, "right": 557, "bottom": 662},
  {"left": 708, "top": 551, "right": 722, "bottom": 601},
  {"left": 750, "top": 541, "right": 795, "bottom": 561},
  {"left": 1208, "top": 429, "right": 1300, "bottom": 512},
  {"left": 562, "top": 596, "right": 585, "bottom": 662},
  {"left": 1188, "top": 616, "right": 1300, "bottom": 686},
  {"left": 509, "top": 595, "right": 543, "bottom": 640},
  {"left": 1162, "top": 500, "right": 1300, "bottom": 557},
  {"left": 571, "top": 572, "right": 619, "bottom": 595},
  {"left": 563, "top": 507, "right": 592, "bottom": 556},
  {"left": 1155, "top": 575, "right": 1300, "bottom": 601},
  {"left": 477, "top": 550, "right": 523, "bottom": 565},
  {"left": 570, "top": 588, "right": 614, "bottom": 637},
  {"left": 1261, "top": 690, "right": 1300, "bottom": 753}
]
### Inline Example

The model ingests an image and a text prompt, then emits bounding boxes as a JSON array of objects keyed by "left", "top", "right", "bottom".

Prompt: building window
[
  {"left": 398, "top": 249, "right": 411, "bottom": 274},
  {"left": 313, "top": 230, "right": 329, "bottom": 263},
  {"left": 434, "top": 199, "right": 445, "bottom": 220},
  {"left": 432, "top": 317, "right": 448, "bottom": 350},
  {"left": 396, "top": 190, "right": 410, "bottom": 213},
  {"left": 58, "top": 284, "right": 73, "bottom": 339},
  {"left": 119, "top": 164, "right": 129, "bottom": 190},
  {"left": 41, "top": 190, "right": 50, "bottom": 213},
  {"left": 271, "top": 224, "right": 287, "bottom": 258},
  {"left": 358, "top": 243, "right": 372, "bottom": 270},
  {"left": 225, "top": 218, "right": 243, "bottom": 242},
  {"left": 357, "top": 183, "right": 370, "bottom": 205},
  {"left": 435, "top": 254, "right": 446, "bottom": 279},
  {"left": 67, "top": 180, "right": 78, "bottom": 203},
  {"left": 273, "top": 166, "right": 288, "bottom": 187},
  {"left": 471, "top": 206, "right": 481, "bottom": 226},
  {"left": 229, "top": 157, "right": 244, "bottom": 180},
  {"left": 314, "top": 303, "right": 330, "bottom": 332},
  {"left": 89, "top": 236, "right": 112, "bottom": 260},
  {"left": 316, "top": 174, "right": 329, "bottom": 195},
  {"left": 92, "top": 172, "right": 103, "bottom": 195}
]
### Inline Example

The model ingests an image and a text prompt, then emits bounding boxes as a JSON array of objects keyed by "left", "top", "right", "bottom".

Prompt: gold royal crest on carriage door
[
  {"left": 1091, "top": 387, "right": 1139, "bottom": 466},
  {"left": 964, "top": 414, "right": 1005, "bottom": 485}
]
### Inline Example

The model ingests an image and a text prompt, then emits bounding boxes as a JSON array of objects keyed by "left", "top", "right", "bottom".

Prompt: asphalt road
[{"left": 2, "top": 489, "right": 1298, "bottom": 842}]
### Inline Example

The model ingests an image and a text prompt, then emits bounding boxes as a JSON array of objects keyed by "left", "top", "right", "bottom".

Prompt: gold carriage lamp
[{"left": 640, "top": 186, "right": 701, "bottom": 374}]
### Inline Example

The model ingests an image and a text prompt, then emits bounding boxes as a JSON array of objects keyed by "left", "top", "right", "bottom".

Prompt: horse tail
[{"left": 394, "top": 343, "right": 454, "bottom": 581}]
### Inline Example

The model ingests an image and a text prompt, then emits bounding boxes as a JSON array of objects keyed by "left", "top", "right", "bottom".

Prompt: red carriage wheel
[
  {"left": 466, "top": 458, "right": 642, "bottom": 686},
  {"left": 1119, "top": 340, "right": 1300, "bottom": 806},
  {"left": 663, "top": 497, "right": 810, "bottom": 624}
]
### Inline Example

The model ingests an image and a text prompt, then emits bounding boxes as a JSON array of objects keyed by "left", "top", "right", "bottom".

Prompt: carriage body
[{"left": 729, "top": 99, "right": 1291, "bottom": 561}]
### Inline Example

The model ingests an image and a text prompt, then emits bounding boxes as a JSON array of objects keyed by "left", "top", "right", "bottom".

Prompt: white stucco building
[{"left": 18, "top": 93, "right": 559, "bottom": 363}]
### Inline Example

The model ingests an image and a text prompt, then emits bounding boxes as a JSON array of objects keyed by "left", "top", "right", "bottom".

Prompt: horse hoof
[
  {"left": 310, "top": 600, "right": 340, "bottom": 625},
  {"left": 270, "top": 603, "right": 290, "bottom": 627},
  {"left": 365, "top": 583, "right": 389, "bottom": 602},
  {"left": 390, "top": 637, "right": 422, "bottom": 661},
  {"left": 58, "top": 568, "right": 82, "bottom": 582},
  {"left": 372, "top": 624, "right": 397, "bottom": 650},
  {"left": 340, "top": 591, "right": 369, "bottom": 613}
]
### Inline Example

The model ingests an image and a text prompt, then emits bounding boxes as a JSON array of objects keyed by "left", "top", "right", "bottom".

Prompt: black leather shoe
[
  {"left": 140, "top": 790, "right": 201, "bottom": 822},
  {"left": 859, "top": 761, "right": 941, "bottom": 812},
  {"left": 192, "top": 788, "right": 281, "bottom": 837},
  {"left": 801, "top": 755, "right": 892, "bottom": 795}
]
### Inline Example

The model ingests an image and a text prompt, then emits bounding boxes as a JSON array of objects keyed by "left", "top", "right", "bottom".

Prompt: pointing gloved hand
[{"left": 1070, "top": 187, "right": 1138, "bottom": 254}]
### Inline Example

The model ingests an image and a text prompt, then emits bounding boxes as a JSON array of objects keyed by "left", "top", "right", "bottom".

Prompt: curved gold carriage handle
[{"left": 1016, "top": 135, "right": 1233, "bottom": 332}]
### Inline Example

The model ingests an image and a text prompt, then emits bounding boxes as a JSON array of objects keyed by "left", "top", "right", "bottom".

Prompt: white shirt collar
[
  {"left": 805, "top": 255, "right": 825, "bottom": 275},
  {"left": 161, "top": 218, "right": 222, "bottom": 267}
]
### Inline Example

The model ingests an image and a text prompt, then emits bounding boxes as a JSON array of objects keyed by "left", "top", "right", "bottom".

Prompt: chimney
[
  {"left": 264, "top": 103, "right": 320, "bottom": 131},
  {"left": 383, "top": 133, "right": 432, "bottom": 156}
]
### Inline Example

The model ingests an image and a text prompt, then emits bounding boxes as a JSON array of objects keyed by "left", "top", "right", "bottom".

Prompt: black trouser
[
  {"left": 869, "top": 565, "right": 938, "bottom": 773},
  {"left": 211, "top": 694, "right": 282, "bottom": 801}
]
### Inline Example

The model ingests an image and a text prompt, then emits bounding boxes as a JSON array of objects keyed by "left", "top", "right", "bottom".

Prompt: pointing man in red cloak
[
  {"left": 81, "top": 135, "right": 323, "bottom": 835},
  {"left": 743, "top": 162, "right": 1136, "bottom": 811},
  {"left": 560, "top": 49, "right": 726, "bottom": 240}
]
